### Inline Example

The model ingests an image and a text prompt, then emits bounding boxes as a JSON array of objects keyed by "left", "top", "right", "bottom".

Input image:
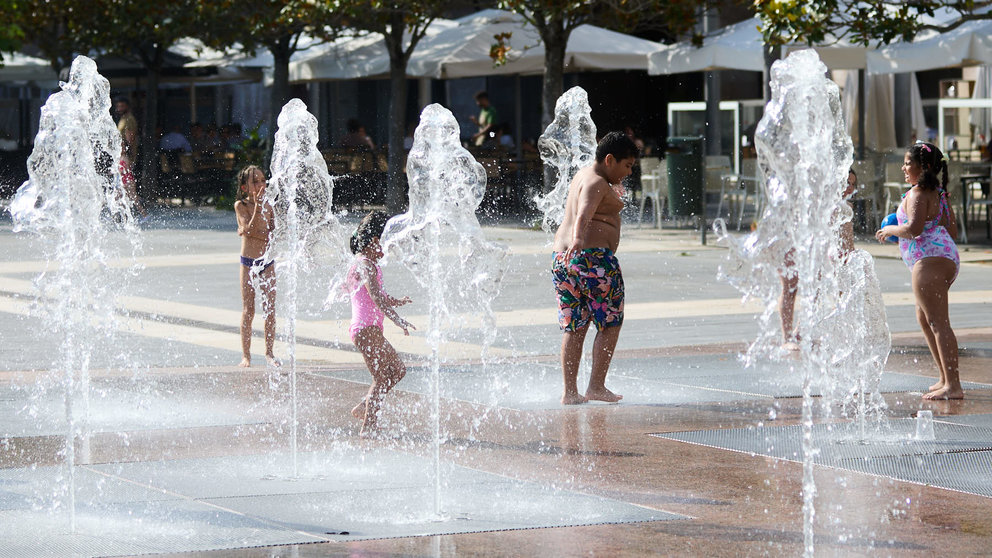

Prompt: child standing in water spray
[
  {"left": 876, "top": 142, "right": 961, "bottom": 400},
  {"left": 347, "top": 211, "right": 415, "bottom": 437},
  {"left": 235, "top": 165, "right": 280, "bottom": 368},
  {"left": 779, "top": 168, "right": 858, "bottom": 350}
]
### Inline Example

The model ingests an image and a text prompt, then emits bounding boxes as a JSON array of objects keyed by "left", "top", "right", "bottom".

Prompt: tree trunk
[
  {"left": 541, "top": 18, "right": 569, "bottom": 190},
  {"left": 384, "top": 11, "right": 409, "bottom": 214},
  {"left": 541, "top": 23, "right": 567, "bottom": 130},
  {"left": 139, "top": 66, "right": 160, "bottom": 196},
  {"left": 269, "top": 36, "right": 293, "bottom": 160}
]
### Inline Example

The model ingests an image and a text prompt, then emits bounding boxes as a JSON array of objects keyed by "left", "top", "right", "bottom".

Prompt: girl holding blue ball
[{"left": 875, "top": 142, "right": 961, "bottom": 400}]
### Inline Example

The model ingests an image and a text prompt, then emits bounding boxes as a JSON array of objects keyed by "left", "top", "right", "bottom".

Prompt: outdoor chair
[
  {"left": 718, "top": 158, "right": 760, "bottom": 230},
  {"left": 703, "top": 155, "right": 731, "bottom": 221},
  {"left": 158, "top": 149, "right": 186, "bottom": 202},
  {"left": 637, "top": 157, "right": 667, "bottom": 228},
  {"left": 880, "top": 159, "right": 906, "bottom": 216}
]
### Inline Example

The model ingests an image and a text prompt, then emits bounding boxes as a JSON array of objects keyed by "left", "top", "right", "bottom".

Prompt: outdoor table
[{"left": 959, "top": 161, "right": 991, "bottom": 243}]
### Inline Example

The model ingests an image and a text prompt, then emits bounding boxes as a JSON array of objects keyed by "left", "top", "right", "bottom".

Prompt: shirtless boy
[{"left": 551, "top": 131, "right": 639, "bottom": 404}]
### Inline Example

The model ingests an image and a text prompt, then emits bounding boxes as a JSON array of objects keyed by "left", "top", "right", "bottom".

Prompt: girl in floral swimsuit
[{"left": 876, "top": 142, "right": 962, "bottom": 400}]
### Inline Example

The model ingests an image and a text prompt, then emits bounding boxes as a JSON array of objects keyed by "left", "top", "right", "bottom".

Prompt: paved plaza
[{"left": 1, "top": 206, "right": 992, "bottom": 557}]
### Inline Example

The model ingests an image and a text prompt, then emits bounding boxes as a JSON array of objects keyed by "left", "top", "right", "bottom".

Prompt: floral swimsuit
[{"left": 896, "top": 189, "right": 959, "bottom": 279}]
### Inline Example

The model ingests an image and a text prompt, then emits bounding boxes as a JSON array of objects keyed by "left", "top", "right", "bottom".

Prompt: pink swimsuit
[
  {"left": 348, "top": 255, "right": 385, "bottom": 339},
  {"left": 896, "top": 190, "right": 959, "bottom": 278}
]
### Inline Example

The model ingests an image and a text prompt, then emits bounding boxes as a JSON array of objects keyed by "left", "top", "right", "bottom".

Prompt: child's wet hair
[
  {"left": 906, "top": 141, "right": 948, "bottom": 192},
  {"left": 596, "top": 131, "right": 639, "bottom": 163},
  {"left": 350, "top": 210, "right": 390, "bottom": 254},
  {"left": 236, "top": 165, "right": 263, "bottom": 200}
]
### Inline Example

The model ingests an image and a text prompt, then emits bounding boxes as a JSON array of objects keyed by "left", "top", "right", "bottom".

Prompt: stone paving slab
[
  {"left": 653, "top": 419, "right": 992, "bottom": 498},
  {"left": 316, "top": 356, "right": 992, "bottom": 412},
  {"left": 0, "top": 449, "right": 683, "bottom": 556},
  {"left": 0, "top": 376, "right": 267, "bottom": 437}
]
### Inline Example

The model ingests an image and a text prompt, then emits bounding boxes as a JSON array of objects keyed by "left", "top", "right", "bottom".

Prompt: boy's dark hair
[
  {"left": 346, "top": 118, "right": 361, "bottom": 133},
  {"left": 350, "top": 210, "right": 390, "bottom": 254},
  {"left": 596, "top": 131, "right": 639, "bottom": 163},
  {"left": 906, "top": 141, "right": 948, "bottom": 192},
  {"left": 473, "top": 91, "right": 489, "bottom": 102}
]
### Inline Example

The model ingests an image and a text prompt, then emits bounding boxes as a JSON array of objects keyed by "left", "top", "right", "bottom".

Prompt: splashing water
[
  {"left": 533, "top": 86, "right": 597, "bottom": 232},
  {"left": 265, "top": 98, "right": 347, "bottom": 476},
  {"left": 382, "top": 104, "right": 508, "bottom": 516},
  {"left": 714, "top": 49, "right": 889, "bottom": 557},
  {"left": 8, "top": 55, "right": 142, "bottom": 531}
]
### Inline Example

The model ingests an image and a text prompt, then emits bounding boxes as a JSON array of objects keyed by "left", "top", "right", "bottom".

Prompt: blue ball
[{"left": 880, "top": 213, "right": 898, "bottom": 243}]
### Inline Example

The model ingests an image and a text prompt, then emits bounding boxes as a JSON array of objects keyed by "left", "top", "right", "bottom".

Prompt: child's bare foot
[
  {"left": 781, "top": 341, "right": 800, "bottom": 352},
  {"left": 265, "top": 354, "right": 282, "bottom": 368},
  {"left": 928, "top": 380, "right": 944, "bottom": 392},
  {"left": 922, "top": 386, "right": 964, "bottom": 400},
  {"left": 351, "top": 399, "right": 366, "bottom": 420},
  {"left": 585, "top": 388, "right": 622, "bottom": 403},
  {"left": 561, "top": 392, "right": 588, "bottom": 405},
  {"left": 238, "top": 356, "right": 251, "bottom": 368}
]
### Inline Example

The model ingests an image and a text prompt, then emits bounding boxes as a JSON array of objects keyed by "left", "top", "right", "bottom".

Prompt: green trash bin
[{"left": 666, "top": 137, "right": 704, "bottom": 217}]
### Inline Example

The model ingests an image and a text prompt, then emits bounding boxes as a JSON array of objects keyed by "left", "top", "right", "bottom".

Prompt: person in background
[
  {"left": 624, "top": 125, "right": 646, "bottom": 155},
  {"left": 189, "top": 122, "right": 210, "bottom": 154},
  {"left": 469, "top": 91, "right": 499, "bottom": 147},
  {"left": 114, "top": 97, "right": 139, "bottom": 164},
  {"left": 119, "top": 144, "right": 148, "bottom": 221},
  {"left": 495, "top": 123, "right": 515, "bottom": 150},
  {"left": 159, "top": 123, "right": 192, "bottom": 153},
  {"left": 341, "top": 118, "right": 376, "bottom": 151},
  {"left": 403, "top": 121, "right": 416, "bottom": 151}
]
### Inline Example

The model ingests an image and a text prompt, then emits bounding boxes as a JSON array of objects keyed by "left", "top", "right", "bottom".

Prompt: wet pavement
[{"left": 1, "top": 206, "right": 991, "bottom": 556}]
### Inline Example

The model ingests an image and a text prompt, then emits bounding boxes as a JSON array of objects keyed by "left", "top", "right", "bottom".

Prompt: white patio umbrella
[
  {"left": 867, "top": 16, "right": 992, "bottom": 74},
  {"left": 288, "top": 20, "right": 457, "bottom": 82},
  {"left": 842, "top": 71, "right": 899, "bottom": 151},
  {"left": 406, "top": 9, "right": 661, "bottom": 79},
  {"left": 649, "top": 18, "right": 764, "bottom": 73},
  {"left": 0, "top": 51, "right": 57, "bottom": 82},
  {"left": 287, "top": 9, "right": 661, "bottom": 83},
  {"left": 648, "top": 17, "right": 869, "bottom": 74},
  {"left": 969, "top": 65, "right": 992, "bottom": 142}
]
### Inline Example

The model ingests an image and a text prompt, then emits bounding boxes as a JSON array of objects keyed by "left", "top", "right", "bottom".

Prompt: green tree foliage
[
  {"left": 4, "top": 0, "right": 101, "bottom": 73},
  {"left": 82, "top": 0, "right": 211, "bottom": 192},
  {"left": 207, "top": 1, "right": 344, "bottom": 157},
  {"left": 344, "top": 0, "right": 447, "bottom": 213},
  {"left": 0, "top": 0, "right": 25, "bottom": 63},
  {"left": 498, "top": 0, "right": 708, "bottom": 130},
  {"left": 754, "top": 0, "right": 992, "bottom": 47}
]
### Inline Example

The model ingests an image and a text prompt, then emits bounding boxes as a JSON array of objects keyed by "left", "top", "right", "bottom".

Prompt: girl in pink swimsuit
[
  {"left": 876, "top": 142, "right": 962, "bottom": 400},
  {"left": 347, "top": 211, "right": 414, "bottom": 437}
]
